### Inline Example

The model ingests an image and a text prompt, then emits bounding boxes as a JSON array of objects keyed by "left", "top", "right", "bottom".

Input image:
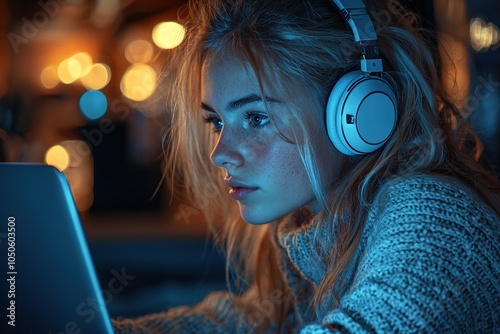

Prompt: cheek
[
  {"left": 246, "top": 139, "right": 275, "bottom": 169},
  {"left": 250, "top": 136, "right": 305, "bottom": 178},
  {"left": 241, "top": 133, "right": 274, "bottom": 163}
]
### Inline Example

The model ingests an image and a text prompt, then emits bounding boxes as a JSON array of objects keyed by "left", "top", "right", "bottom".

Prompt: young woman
[{"left": 113, "top": 0, "right": 500, "bottom": 332}]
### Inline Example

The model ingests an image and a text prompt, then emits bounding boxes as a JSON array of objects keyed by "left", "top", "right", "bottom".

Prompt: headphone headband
[
  {"left": 325, "top": 0, "right": 397, "bottom": 156},
  {"left": 331, "top": 0, "right": 382, "bottom": 73}
]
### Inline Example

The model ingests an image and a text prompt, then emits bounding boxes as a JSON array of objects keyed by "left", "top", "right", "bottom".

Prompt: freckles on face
[
  {"left": 201, "top": 54, "right": 319, "bottom": 224},
  {"left": 250, "top": 134, "right": 304, "bottom": 180}
]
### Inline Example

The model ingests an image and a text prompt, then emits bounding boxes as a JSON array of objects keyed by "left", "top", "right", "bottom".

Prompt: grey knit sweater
[{"left": 113, "top": 175, "right": 500, "bottom": 333}]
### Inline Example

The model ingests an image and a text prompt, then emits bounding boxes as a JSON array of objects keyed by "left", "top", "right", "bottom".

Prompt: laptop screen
[{"left": 0, "top": 163, "right": 113, "bottom": 334}]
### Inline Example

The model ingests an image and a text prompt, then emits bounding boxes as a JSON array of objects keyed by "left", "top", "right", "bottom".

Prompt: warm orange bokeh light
[
  {"left": 40, "top": 65, "right": 59, "bottom": 89},
  {"left": 45, "top": 145, "right": 70, "bottom": 172},
  {"left": 152, "top": 21, "right": 186, "bottom": 49},
  {"left": 120, "top": 64, "right": 157, "bottom": 101},
  {"left": 125, "top": 39, "right": 154, "bottom": 63},
  {"left": 81, "top": 63, "right": 111, "bottom": 90},
  {"left": 58, "top": 58, "right": 81, "bottom": 84}
]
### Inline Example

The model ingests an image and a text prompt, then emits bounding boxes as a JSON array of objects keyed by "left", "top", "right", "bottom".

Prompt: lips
[{"left": 225, "top": 179, "right": 258, "bottom": 201}]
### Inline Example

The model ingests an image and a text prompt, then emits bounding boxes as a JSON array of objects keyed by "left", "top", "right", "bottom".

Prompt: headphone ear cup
[{"left": 326, "top": 70, "right": 397, "bottom": 155}]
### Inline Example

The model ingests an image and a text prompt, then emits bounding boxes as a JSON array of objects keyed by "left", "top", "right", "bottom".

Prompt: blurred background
[{"left": 0, "top": 0, "right": 498, "bottom": 320}]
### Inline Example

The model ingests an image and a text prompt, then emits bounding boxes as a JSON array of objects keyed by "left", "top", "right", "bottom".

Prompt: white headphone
[{"left": 326, "top": 0, "right": 397, "bottom": 155}]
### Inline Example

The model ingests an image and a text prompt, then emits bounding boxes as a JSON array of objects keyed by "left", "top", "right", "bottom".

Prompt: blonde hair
[{"left": 163, "top": 0, "right": 500, "bottom": 330}]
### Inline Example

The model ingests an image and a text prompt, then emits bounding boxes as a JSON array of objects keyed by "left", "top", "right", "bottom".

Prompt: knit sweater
[{"left": 113, "top": 175, "right": 500, "bottom": 333}]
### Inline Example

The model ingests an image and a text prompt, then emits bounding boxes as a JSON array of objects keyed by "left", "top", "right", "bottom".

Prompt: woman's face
[{"left": 201, "top": 54, "right": 334, "bottom": 224}]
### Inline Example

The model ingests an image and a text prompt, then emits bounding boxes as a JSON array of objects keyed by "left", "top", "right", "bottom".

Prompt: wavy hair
[{"left": 163, "top": 0, "right": 500, "bottom": 330}]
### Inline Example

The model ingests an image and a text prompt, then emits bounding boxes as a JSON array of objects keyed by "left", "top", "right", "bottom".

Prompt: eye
[
  {"left": 244, "top": 111, "right": 269, "bottom": 128},
  {"left": 203, "top": 115, "right": 223, "bottom": 132}
]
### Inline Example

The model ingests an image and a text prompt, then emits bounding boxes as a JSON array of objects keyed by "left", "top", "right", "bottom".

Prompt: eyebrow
[{"left": 201, "top": 93, "right": 281, "bottom": 113}]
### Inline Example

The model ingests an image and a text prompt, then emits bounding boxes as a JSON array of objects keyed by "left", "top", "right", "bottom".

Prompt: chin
[
  {"left": 239, "top": 205, "right": 288, "bottom": 225},
  {"left": 240, "top": 213, "right": 273, "bottom": 225}
]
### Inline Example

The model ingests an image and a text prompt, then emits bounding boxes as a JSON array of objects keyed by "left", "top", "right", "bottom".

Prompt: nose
[{"left": 210, "top": 129, "right": 244, "bottom": 168}]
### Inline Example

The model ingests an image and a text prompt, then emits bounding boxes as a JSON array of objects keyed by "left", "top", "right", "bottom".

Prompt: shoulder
[
  {"left": 364, "top": 174, "right": 500, "bottom": 246},
  {"left": 346, "top": 176, "right": 500, "bottom": 332},
  {"left": 371, "top": 173, "right": 499, "bottom": 226},
  {"left": 327, "top": 174, "right": 500, "bottom": 332},
  {"left": 360, "top": 173, "right": 500, "bottom": 289},
  {"left": 360, "top": 174, "right": 500, "bottom": 287}
]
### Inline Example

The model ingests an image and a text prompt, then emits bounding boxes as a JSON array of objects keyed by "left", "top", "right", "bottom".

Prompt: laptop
[{"left": 0, "top": 163, "right": 114, "bottom": 334}]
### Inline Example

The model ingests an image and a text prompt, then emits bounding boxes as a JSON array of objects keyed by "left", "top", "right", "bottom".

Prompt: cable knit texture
[{"left": 113, "top": 175, "right": 500, "bottom": 333}]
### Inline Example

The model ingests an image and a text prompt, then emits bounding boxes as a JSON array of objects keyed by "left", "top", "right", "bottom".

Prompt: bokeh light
[
  {"left": 58, "top": 57, "right": 81, "bottom": 84},
  {"left": 79, "top": 90, "right": 108, "bottom": 120},
  {"left": 152, "top": 21, "right": 186, "bottom": 49},
  {"left": 81, "top": 63, "right": 111, "bottom": 90},
  {"left": 60, "top": 140, "right": 94, "bottom": 212},
  {"left": 62, "top": 140, "right": 92, "bottom": 168},
  {"left": 125, "top": 39, "right": 154, "bottom": 63},
  {"left": 91, "top": 0, "right": 120, "bottom": 28},
  {"left": 470, "top": 17, "right": 500, "bottom": 52},
  {"left": 40, "top": 65, "right": 59, "bottom": 89},
  {"left": 120, "top": 64, "right": 157, "bottom": 101},
  {"left": 72, "top": 52, "right": 93, "bottom": 76},
  {"left": 45, "top": 145, "right": 70, "bottom": 172}
]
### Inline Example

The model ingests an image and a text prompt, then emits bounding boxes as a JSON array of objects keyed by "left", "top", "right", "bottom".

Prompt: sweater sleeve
[
  {"left": 112, "top": 290, "right": 251, "bottom": 333},
  {"left": 301, "top": 177, "right": 500, "bottom": 333}
]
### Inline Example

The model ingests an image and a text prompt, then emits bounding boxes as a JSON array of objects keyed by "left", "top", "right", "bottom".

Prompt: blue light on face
[{"left": 79, "top": 90, "right": 108, "bottom": 121}]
